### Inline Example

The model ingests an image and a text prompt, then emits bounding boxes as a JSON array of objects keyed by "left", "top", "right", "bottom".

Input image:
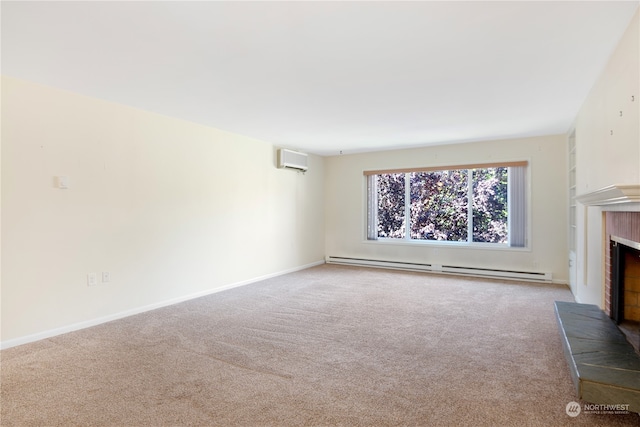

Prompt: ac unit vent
[{"left": 278, "top": 149, "right": 308, "bottom": 171}]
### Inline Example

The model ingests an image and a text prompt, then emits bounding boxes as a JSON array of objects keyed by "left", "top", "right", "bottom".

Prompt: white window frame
[{"left": 364, "top": 162, "right": 529, "bottom": 249}]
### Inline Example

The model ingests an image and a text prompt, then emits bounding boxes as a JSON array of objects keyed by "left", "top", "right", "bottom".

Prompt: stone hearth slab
[{"left": 555, "top": 301, "right": 640, "bottom": 414}]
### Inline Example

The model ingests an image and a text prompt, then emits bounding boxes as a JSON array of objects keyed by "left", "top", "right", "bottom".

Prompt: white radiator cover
[
  {"left": 326, "top": 256, "right": 552, "bottom": 282},
  {"left": 278, "top": 148, "right": 308, "bottom": 171}
]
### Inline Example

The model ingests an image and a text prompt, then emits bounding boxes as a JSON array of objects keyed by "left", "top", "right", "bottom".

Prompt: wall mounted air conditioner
[{"left": 278, "top": 148, "right": 308, "bottom": 171}]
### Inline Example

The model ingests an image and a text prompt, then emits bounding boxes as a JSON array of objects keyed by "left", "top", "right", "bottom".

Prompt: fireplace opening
[{"left": 610, "top": 236, "right": 640, "bottom": 353}]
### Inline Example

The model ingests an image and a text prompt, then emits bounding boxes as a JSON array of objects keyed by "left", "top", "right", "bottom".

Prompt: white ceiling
[{"left": 2, "top": 1, "right": 639, "bottom": 156}]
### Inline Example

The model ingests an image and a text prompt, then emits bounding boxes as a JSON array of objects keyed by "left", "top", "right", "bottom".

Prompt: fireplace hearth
[{"left": 619, "top": 321, "right": 640, "bottom": 354}]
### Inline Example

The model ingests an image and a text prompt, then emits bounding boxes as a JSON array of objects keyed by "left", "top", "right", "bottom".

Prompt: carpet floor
[{"left": 2, "top": 264, "right": 639, "bottom": 426}]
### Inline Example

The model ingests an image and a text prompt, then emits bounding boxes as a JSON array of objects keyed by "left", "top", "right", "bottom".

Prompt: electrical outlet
[
  {"left": 102, "top": 272, "right": 110, "bottom": 283},
  {"left": 87, "top": 273, "right": 98, "bottom": 286}
]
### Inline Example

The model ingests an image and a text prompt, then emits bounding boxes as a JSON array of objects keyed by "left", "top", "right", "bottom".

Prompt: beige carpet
[{"left": 1, "top": 264, "right": 638, "bottom": 426}]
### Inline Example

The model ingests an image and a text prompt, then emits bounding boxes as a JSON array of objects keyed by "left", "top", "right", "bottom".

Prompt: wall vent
[{"left": 278, "top": 149, "right": 308, "bottom": 171}]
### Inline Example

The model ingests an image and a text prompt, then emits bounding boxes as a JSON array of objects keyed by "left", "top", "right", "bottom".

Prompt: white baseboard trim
[{"left": 1, "top": 260, "right": 325, "bottom": 350}]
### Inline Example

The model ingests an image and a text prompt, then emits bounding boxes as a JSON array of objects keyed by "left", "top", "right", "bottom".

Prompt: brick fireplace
[
  {"left": 604, "top": 212, "right": 640, "bottom": 317},
  {"left": 566, "top": 186, "right": 640, "bottom": 408},
  {"left": 605, "top": 211, "right": 640, "bottom": 351}
]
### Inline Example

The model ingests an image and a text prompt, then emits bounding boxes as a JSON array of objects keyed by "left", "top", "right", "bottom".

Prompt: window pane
[
  {"left": 410, "top": 170, "right": 468, "bottom": 241},
  {"left": 472, "top": 167, "right": 508, "bottom": 243},
  {"left": 377, "top": 173, "right": 405, "bottom": 238}
]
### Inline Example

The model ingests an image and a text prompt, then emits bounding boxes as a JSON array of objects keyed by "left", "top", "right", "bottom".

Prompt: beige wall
[
  {"left": 573, "top": 10, "right": 640, "bottom": 306},
  {"left": 1, "top": 76, "right": 325, "bottom": 346},
  {"left": 325, "top": 135, "right": 569, "bottom": 282}
]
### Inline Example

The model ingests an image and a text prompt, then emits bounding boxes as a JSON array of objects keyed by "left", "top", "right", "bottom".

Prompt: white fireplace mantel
[{"left": 575, "top": 184, "right": 640, "bottom": 207}]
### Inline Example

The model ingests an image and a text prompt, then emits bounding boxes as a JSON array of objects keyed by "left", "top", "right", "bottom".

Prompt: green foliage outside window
[{"left": 376, "top": 167, "right": 508, "bottom": 244}]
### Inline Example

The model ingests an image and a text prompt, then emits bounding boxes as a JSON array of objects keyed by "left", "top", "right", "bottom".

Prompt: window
[{"left": 366, "top": 162, "right": 527, "bottom": 247}]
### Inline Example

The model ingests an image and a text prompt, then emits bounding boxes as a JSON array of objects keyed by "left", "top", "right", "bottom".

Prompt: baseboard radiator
[{"left": 325, "top": 256, "right": 552, "bottom": 283}]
